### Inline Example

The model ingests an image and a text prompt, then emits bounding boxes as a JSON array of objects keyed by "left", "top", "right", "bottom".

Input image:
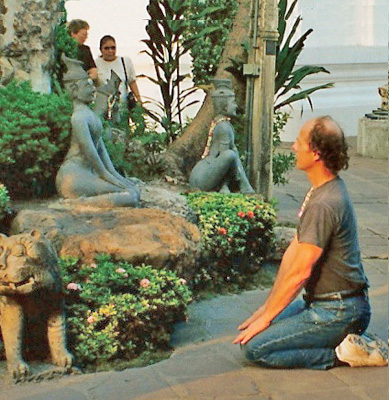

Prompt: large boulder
[{"left": 10, "top": 205, "right": 200, "bottom": 279}]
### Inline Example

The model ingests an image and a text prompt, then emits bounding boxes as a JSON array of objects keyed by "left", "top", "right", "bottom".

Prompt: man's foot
[{"left": 335, "top": 333, "right": 388, "bottom": 367}]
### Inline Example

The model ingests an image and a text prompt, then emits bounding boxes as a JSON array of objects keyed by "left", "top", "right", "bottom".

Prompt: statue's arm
[
  {"left": 99, "top": 142, "right": 134, "bottom": 186},
  {"left": 72, "top": 116, "right": 127, "bottom": 188},
  {"left": 214, "top": 122, "right": 235, "bottom": 152}
]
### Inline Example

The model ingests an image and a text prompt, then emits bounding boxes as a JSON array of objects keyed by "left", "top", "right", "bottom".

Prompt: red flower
[
  {"left": 247, "top": 211, "right": 255, "bottom": 219},
  {"left": 237, "top": 211, "right": 246, "bottom": 218},
  {"left": 218, "top": 227, "right": 228, "bottom": 235}
]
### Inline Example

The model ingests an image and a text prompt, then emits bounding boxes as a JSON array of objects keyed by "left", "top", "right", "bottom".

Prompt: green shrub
[
  {"left": 186, "top": 192, "right": 277, "bottom": 292},
  {"left": 61, "top": 254, "right": 192, "bottom": 370},
  {"left": 0, "top": 183, "right": 11, "bottom": 222},
  {"left": 0, "top": 81, "right": 72, "bottom": 198}
]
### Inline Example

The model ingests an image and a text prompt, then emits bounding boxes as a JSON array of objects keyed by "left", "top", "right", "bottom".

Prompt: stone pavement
[{"left": 1, "top": 138, "right": 387, "bottom": 400}]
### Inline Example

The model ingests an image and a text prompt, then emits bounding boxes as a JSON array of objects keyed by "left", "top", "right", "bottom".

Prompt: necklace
[
  {"left": 297, "top": 186, "right": 315, "bottom": 218},
  {"left": 201, "top": 116, "right": 230, "bottom": 159}
]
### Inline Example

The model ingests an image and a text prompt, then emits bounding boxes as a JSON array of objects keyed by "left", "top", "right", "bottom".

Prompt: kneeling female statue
[
  {"left": 189, "top": 80, "right": 254, "bottom": 194},
  {"left": 56, "top": 56, "right": 140, "bottom": 207}
]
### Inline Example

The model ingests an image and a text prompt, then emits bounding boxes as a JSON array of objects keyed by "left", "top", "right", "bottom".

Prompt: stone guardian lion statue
[{"left": 0, "top": 231, "right": 73, "bottom": 381}]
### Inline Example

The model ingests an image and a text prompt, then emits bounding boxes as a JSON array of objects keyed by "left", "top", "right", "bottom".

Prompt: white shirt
[{"left": 95, "top": 56, "right": 136, "bottom": 101}]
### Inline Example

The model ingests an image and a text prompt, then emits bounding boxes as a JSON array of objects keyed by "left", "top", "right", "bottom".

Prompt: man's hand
[
  {"left": 234, "top": 317, "right": 270, "bottom": 345},
  {"left": 237, "top": 306, "right": 265, "bottom": 331}
]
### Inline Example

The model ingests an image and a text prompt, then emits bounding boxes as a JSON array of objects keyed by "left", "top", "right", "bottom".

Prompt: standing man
[
  {"left": 68, "top": 19, "right": 98, "bottom": 81},
  {"left": 234, "top": 116, "right": 386, "bottom": 369}
]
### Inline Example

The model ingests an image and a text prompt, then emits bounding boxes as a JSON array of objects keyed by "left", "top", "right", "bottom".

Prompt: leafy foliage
[
  {"left": 272, "top": 112, "right": 295, "bottom": 185},
  {"left": 183, "top": 0, "right": 238, "bottom": 86},
  {"left": 52, "top": 1, "right": 78, "bottom": 89},
  {"left": 274, "top": 0, "right": 333, "bottom": 110},
  {"left": 103, "top": 105, "right": 167, "bottom": 181},
  {"left": 0, "top": 81, "right": 72, "bottom": 198},
  {"left": 141, "top": 0, "right": 226, "bottom": 142},
  {"left": 61, "top": 254, "right": 192, "bottom": 370},
  {"left": 141, "top": 0, "right": 198, "bottom": 142},
  {"left": 186, "top": 192, "right": 277, "bottom": 293},
  {"left": 0, "top": 183, "right": 11, "bottom": 222}
]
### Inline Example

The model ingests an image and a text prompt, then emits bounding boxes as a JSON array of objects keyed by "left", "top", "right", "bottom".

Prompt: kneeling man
[{"left": 234, "top": 116, "right": 386, "bottom": 369}]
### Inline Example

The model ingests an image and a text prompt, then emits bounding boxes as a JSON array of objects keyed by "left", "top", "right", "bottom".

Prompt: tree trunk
[
  {"left": 0, "top": 0, "right": 62, "bottom": 93},
  {"left": 163, "top": 0, "right": 253, "bottom": 179}
]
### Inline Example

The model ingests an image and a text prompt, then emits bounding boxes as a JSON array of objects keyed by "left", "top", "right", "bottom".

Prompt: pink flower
[
  {"left": 218, "top": 227, "right": 228, "bottom": 235},
  {"left": 237, "top": 211, "right": 246, "bottom": 218},
  {"left": 87, "top": 315, "right": 96, "bottom": 324},
  {"left": 90, "top": 263, "right": 97, "bottom": 269},
  {"left": 116, "top": 268, "right": 126, "bottom": 274},
  {"left": 178, "top": 278, "right": 187, "bottom": 285},
  {"left": 247, "top": 211, "right": 255, "bottom": 219},
  {"left": 140, "top": 278, "right": 150, "bottom": 288},
  {"left": 67, "top": 282, "right": 81, "bottom": 291}
]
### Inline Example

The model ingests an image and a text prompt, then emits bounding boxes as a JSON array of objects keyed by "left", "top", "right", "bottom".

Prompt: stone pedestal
[{"left": 357, "top": 117, "right": 388, "bottom": 159}]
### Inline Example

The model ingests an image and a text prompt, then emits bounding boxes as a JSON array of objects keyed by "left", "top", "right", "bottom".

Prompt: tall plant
[
  {"left": 141, "top": 0, "right": 221, "bottom": 143},
  {"left": 274, "top": 0, "right": 333, "bottom": 110}
]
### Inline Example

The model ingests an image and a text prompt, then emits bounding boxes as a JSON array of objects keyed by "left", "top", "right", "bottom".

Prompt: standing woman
[
  {"left": 68, "top": 19, "right": 98, "bottom": 81},
  {"left": 95, "top": 35, "right": 141, "bottom": 105}
]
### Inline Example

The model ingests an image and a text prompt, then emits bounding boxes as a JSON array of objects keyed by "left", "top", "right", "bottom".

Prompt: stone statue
[
  {"left": 0, "top": 231, "right": 73, "bottom": 381},
  {"left": 56, "top": 56, "right": 140, "bottom": 207},
  {"left": 189, "top": 80, "right": 254, "bottom": 193},
  {"left": 378, "top": 84, "right": 388, "bottom": 111},
  {"left": 93, "top": 69, "right": 122, "bottom": 125}
]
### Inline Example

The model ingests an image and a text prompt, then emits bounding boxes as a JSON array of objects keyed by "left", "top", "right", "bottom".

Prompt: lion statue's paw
[
  {"left": 53, "top": 350, "right": 74, "bottom": 370},
  {"left": 9, "top": 360, "right": 30, "bottom": 382}
]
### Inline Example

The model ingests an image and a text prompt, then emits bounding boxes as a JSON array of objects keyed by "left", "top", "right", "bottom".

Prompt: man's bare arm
[{"left": 234, "top": 237, "right": 322, "bottom": 344}]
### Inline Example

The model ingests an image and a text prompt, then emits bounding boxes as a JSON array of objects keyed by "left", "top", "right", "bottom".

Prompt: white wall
[{"left": 279, "top": 0, "right": 389, "bottom": 140}]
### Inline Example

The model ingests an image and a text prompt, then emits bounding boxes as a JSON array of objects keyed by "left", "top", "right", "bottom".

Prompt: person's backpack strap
[{"left": 121, "top": 57, "right": 129, "bottom": 88}]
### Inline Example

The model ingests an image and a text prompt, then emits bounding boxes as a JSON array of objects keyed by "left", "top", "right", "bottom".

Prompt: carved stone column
[{"left": 0, "top": 0, "right": 62, "bottom": 92}]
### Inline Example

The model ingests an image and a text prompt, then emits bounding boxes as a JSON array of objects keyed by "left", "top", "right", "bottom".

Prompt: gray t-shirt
[{"left": 297, "top": 176, "right": 369, "bottom": 296}]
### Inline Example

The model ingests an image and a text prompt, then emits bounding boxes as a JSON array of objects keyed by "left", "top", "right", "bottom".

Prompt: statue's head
[
  {"left": 62, "top": 54, "right": 96, "bottom": 104},
  {"left": 211, "top": 79, "right": 237, "bottom": 117}
]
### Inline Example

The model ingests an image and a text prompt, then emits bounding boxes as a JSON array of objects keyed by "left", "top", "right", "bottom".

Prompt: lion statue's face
[{"left": 0, "top": 231, "right": 61, "bottom": 296}]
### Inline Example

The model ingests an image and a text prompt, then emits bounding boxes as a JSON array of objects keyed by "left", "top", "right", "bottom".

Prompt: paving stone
[
  {"left": 246, "top": 367, "right": 348, "bottom": 396},
  {"left": 1, "top": 389, "right": 88, "bottom": 400},
  {"left": 178, "top": 372, "right": 264, "bottom": 399},
  {"left": 272, "top": 387, "right": 375, "bottom": 400}
]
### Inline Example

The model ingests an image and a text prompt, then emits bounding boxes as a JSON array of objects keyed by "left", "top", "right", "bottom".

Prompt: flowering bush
[
  {"left": 61, "top": 254, "right": 192, "bottom": 370},
  {"left": 186, "top": 192, "right": 277, "bottom": 291},
  {"left": 0, "top": 183, "right": 11, "bottom": 223}
]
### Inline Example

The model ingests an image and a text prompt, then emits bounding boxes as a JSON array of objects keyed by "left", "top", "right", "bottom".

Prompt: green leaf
[{"left": 274, "top": 82, "right": 334, "bottom": 110}]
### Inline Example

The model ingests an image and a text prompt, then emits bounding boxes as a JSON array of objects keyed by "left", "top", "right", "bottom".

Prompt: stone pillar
[
  {"left": 357, "top": 118, "right": 388, "bottom": 159},
  {"left": 0, "top": 0, "right": 62, "bottom": 93},
  {"left": 247, "top": 0, "right": 278, "bottom": 200}
]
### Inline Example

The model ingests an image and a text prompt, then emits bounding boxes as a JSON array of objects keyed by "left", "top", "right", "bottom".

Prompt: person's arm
[
  {"left": 88, "top": 67, "right": 98, "bottom": 81},
  {"left": 129, "top": 80, "right": 141, "bottom": 103},
  {"left": 234, "top": 236, "right": 323, "bottom": 345}
]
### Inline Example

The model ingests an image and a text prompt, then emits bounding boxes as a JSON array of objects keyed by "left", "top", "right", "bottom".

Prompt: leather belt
[{"left": 304, "top": 288, "right": 368, "bottom": 303}]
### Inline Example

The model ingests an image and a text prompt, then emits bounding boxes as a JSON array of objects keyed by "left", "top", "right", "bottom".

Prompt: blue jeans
[{"left": 242, "top": 295, "right": 371, "bottom": 370}]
